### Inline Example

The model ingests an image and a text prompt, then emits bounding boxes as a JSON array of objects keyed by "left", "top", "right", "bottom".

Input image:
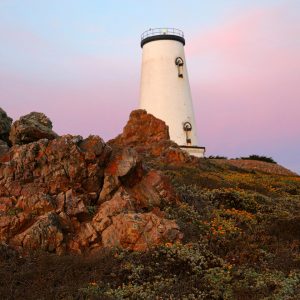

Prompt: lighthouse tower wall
[{"left": 139, "top": 39, "right": 199, "bottom": 147}]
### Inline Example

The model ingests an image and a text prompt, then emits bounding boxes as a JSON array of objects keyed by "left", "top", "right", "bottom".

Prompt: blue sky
[{"left": 0, "top": 0, "right": 299, "bottom": 173}]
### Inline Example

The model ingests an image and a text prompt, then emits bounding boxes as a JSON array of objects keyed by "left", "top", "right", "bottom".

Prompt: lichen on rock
[
  {"left": 0, "top": 110, "right": 183, "bottom": 254},
  {"left": 9, "top": 112, "right": 58, "bottom": 145}
]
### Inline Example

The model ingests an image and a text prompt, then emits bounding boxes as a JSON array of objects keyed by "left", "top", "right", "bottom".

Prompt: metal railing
[{"left": 141, "top": 28, "right": 184, "bottom": 41}]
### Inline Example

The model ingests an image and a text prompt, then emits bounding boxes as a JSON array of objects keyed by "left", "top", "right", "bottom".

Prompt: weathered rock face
[
  {"left": 0, "top": 107, "right": 12, "bottom": 144},
  {"left": 0, "top": 140, "right": 9, "bottom": 157},
  {"left": 109, "top": 109, "right": 195, "bottom": 164},
  {"left": 0, "top": 129, "right": 182, "bottom": 254},
  {"left": 9, "top": 112, "right": 58, "bottom": 145},
  {"left": 110, "top": 109, "right": 170, "bottom": 147}
]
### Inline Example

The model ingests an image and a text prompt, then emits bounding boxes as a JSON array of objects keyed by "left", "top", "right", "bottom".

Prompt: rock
[
  {"left": 109, "top": 109, "right": 192, "bottom": 163},
  {"left": 10, "top": 212, "right": 64, "bottom": 253},
  {"left": 129, "top": 170, "right": 177, "bottom": 208},
  {"left": 162, "top": 147, "right": 192, "bottom": 164},
  {"left": 109, "top": 109, "right": 170, "bottom": 148},
  {"left": 0, "top": 107, "right": 12, "bottom": 144},
  {"left": 65, "top": 189, "right": 88, "bottom": 217},
  {"left": 0, "top": 112, "right": 182, "bottom": 255},
  {"left": 0, "top": 135, "right": 109, "bottom": 196},
  {"left": 99, "top": 175, "right": 120, "bottom": 203},
  {"left": 9, "top": 112, "right": 58, "bottom": 145},
  {"left": 69, "top": 222, "right": 98, "bottom": 253},
  {"left": 105, "top": 147, "right": 139, "bottom": 177},
  {"left": 0, "top": 140, "right": 9, "bottom": 156},
  {"left": 101, "top": 212, "right": 182, "bottom": 251},
  {"left": 93, "top": 188, "right": 136, "bottom": 233},
  {"left": 79, "top": 135, "right": 111, "bottom": 164},
  {"left": 98, "top": 147, "right": 142, "bottom": 203}
]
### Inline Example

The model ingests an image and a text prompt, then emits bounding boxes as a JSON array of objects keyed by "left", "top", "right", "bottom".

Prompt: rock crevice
[{"left": 0, "top": 108, "right": 183, "bottom": 254}]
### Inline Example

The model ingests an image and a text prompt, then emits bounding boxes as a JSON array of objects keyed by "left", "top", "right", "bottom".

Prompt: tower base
[{"left": 180, "top": 146, "right": 206, "bottom": 158}]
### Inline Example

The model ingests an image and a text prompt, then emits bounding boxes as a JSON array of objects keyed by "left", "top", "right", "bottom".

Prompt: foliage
[
  {"left": 208, "top": 155, "right": 228, "bottom": 159},
  {"left": 1, "top": 158, "right": 300, "bottom": 299},
  {"left": 240, "top": 154, "right": 277, "bottom": 164}
]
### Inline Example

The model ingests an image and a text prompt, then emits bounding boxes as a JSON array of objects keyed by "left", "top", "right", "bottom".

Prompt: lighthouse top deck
[{"left": 140, "top": 28, "right": 185, "bottom": 47}]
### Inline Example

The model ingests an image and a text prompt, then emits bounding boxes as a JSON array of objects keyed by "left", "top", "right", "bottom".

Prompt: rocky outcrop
[
  {"left": 109, "top": 109, "right": 195, "bottom": 164},
  {"left": 0, "top": 140, "right": 9, "bottom": 157},
  {"left": 110, "top": 109, "right": 170, "bottom": 147},
  {"left": 0, "top": 130, "right": 182, "bottom": 254},
  {"left": 0, "top": 107, "right": 12, "bottom": 144},
  {"left": 9, "top": 112, "right": 58, "bottom": 145}
]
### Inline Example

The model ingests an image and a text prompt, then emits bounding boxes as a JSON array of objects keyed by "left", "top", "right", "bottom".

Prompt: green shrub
[
  {"left": 240, "top": 155, "right": 277, "bottom": 164},
  {"left": 209, "top": 155, "right": 228, "bottom": 159}
]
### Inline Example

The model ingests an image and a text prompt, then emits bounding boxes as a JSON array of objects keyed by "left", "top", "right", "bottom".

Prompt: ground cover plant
[{"left": 1, "top": 159, "right": 300, "bottom": 299}]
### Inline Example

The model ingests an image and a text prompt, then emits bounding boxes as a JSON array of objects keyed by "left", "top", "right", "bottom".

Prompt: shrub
[
  {"left": 209, "top": 155, "right": 228, "bottom": 159},
  {"left": 240, "top": 155, "right": 277, "bottom": 164}
]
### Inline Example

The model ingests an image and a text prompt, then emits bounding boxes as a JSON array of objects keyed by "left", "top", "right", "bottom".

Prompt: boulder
[
  {"left": 10, "top": 212, "right": 64, "bottom": 253},
  {"left": 129, "top": 170, "right": 177, "bottom": 208},
  {"left": 9, "top": 112, "right": 58, "bottom": 145},
  {"left": 0, "top": 130, "right": 182, "bottom": 254},
  {"left": 109, "top": 109, "right": 170, "bottom": 147},
  {"left": 109, "top": 109, "right": 193, "bottom": 163},
  {"left": 0, "top": 107, "right": 12, "bottom": 144},
  {"left": 101, "top": 212, "right": 182, "bottom": 251},
  {"left": 99, "top": 147, "right": 142, "bottom": 202}
]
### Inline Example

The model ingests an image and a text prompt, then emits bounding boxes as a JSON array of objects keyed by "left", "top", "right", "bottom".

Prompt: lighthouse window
[
  {"left": 183, "top": 122, "right": 192, "bottom": 145},
  {"left": 175, "top": 57, "right": 184, "bottom": 78}
]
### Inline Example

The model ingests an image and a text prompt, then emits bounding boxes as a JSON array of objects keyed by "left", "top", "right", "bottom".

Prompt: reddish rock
[
  {"left": 129, "top": 170, "right": 177, "bottom": 208},
  {"left": 101, "top": 212, "right": 182, "bottom": 251},
  {"left": 9, "top": 112, "right": 58, "bottom": 145},
  {"left": 0, "top": 112, "right": 183, "bottom": 255},
  {"left": 93, "top": 188, "right": 136, "bottom": 233},
  {"left": 105, "top": 147, "right": 139, "bottom": 177},
  {"left": 99, "top": 147, "right": 141, "bottom": 203},
  {"left": 109, "top": 109, "right": 192, "bottom": 163},
  {"left": 69, "top": 222, "right": 98, "bottom": 253},
  {"left": 110, "top": 110, "right": 170, "bottom": 147},
  {"left": 10, "top": 212, "right": 64, "bottom": 253},
  {"left": 79, "top": 135, "right": 111, "bottom": 164},
  {"left": 0, "top": 197, "right": 15, "bottom": 213},
  {"left": 162, "top": 146, "right": 193, "bottom": 164},
  {"left": 65, "top": 189, "right": 88, "bottom": 217},
  {"left": 15, "top": 193, "right": 55, "bottom": 215},
  {"left": 99, "top": 175, "right": 120, "bottom": 203}
]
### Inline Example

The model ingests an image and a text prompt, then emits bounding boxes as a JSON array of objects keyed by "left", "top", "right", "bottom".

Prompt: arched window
[
  {"left": 183, "top": 122, "right": 192, "bottom": 145},
  {"left": 175, "top": 57, "right": 184, "bottom": 78}
]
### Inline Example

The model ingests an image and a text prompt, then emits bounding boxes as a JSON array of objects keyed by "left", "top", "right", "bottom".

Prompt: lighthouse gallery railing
[{"left": 141, "top": 28, "right": 184, "bottom": 41}]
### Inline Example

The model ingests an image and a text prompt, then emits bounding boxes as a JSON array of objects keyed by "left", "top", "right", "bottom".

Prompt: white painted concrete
[
  {"left": 139, "top": 37, "right": 201, "bottom": 156},
  {"left": 180, "top": 147, "right": 205, "bottom": 158}
]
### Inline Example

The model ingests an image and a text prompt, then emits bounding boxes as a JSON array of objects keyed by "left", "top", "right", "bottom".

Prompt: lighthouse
[{"left": 139, "top": 28, "right": 205, "bottom": 157}]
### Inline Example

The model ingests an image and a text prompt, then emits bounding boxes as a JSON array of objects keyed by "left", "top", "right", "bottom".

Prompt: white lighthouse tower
[{"left": 139, "top": 28, "right": 205, "bottom": 157}]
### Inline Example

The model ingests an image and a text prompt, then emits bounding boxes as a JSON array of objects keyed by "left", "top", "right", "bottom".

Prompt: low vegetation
[
  {"left": 240, "top": 155, "right": 277, "bottom": 164},
  {"left": 1, "top": 159, "right": 300, "bottom": 299}
]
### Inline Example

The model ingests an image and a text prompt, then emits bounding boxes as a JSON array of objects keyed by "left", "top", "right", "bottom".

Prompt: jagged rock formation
[
  {"left": 0, "top": 140, "right": 9, "bottom": 157},
  {"left": 109, "top": 109, "right": 194, "bottom": 164},
  {"left": 9, "top": 112, "right": 58, "bottom": 145},
  {"left": 0, "top": 108, "right": 12, "bottom": 145},
  {"left": 0, "top": 109, "right": 182, "bottom": 254}
]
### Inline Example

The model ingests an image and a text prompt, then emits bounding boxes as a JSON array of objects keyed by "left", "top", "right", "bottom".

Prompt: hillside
[
  {"left": 1, "top": 108, "right": 300, "bottom": 299},
  {"left": 214, "top": 159, "right": 298, "bottom": 177}
]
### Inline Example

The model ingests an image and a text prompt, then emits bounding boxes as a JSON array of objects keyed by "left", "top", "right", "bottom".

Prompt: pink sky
[
  {"left": 0, "top": 1, "right": 299, "bottom": 173},
  {"left": 187, "top": 4, "right": 300, "bottom": 172}
]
